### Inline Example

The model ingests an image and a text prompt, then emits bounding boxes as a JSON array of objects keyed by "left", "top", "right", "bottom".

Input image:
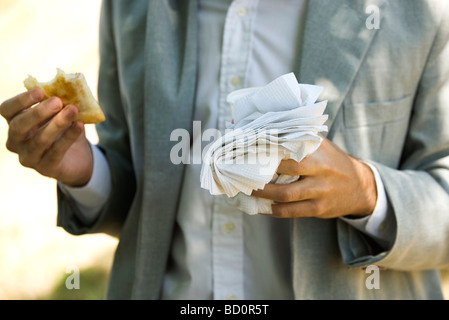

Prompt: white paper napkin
[{"left": 200, "top": 73, "right": 328, "bottom": 215}]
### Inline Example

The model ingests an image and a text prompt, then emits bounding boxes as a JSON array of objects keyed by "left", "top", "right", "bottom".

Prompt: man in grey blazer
[{"left": 1, "top": 0, "right": 449, "bottom": 299}]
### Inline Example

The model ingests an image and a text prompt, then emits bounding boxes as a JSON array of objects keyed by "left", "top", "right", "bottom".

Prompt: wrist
[
  {"left": 61, "top": 168, "right": 93, "bottom": 187},
  {"left": 57, "top": 140, "right": 94, "bottom": 187},
  {"left": 348, "top": 157, "right": 377, "bottom": 218}
]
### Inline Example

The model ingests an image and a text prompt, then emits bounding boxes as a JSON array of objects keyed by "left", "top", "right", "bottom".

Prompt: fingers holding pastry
[
  {"left": 7, "top": 96, "right": 63, "bottom": 145},
  {"left": 0, "top": 88, "right": 45, "bottom": 123},
  {"left": 15, "top": 104, "right": 78, "bottom": 168},
  {"left": 36, "top": 120, "right": 86, "bottom": 179},
  {"left": 0, "top": 69, "right": 98, "bottom": 185}
]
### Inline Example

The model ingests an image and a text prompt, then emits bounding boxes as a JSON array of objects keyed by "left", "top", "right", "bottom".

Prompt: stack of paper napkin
[{"left": 200, "top": 73, "right": 328, "bottom": 214}]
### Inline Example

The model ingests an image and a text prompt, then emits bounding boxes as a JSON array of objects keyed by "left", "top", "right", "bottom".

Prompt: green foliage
[{"left": 40, "top": 265, "right": 109, "bottom": 300}]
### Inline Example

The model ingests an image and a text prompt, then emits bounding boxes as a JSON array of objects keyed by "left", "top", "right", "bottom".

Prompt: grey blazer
[{"left": 57, "top": 0, "right": 449, "bottom": 299}]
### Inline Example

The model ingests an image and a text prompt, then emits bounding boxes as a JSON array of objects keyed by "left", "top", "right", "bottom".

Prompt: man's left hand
[{"left": 252, "top": 137, "right": 377, "bottom": 219}]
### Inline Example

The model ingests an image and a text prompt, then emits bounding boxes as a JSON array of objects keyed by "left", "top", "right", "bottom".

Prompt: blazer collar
[{"left": 295, "top": 0, "right": 387, "bottom": 137}]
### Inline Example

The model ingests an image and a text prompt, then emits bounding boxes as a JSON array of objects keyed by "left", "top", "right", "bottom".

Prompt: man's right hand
[{"left": 0, "top": 88, "right": 93, "bottom": 187}]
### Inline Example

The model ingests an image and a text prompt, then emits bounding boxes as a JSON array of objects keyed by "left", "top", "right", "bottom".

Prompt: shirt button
[
  {"left": 236, "top": 7, "right": 247, "bottom": 17},
  {"left": 224, "top": 222, "right": 235, "bottom": 233},
  {"left": 226, "top": 293, "right": 236, "bottom": 300},
  {"left": 230, "top": 76, "right": 241, "bottom": 87}
]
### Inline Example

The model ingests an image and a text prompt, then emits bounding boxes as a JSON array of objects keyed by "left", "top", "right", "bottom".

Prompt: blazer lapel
[
  {"left": 135, "top": 0, "right": 198, "bottom": 298},
  {"left": 295, "top": 0, "right": 387, "bottom": 138}
]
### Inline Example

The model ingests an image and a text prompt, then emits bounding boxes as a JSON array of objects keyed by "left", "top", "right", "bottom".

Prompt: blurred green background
[
  {"left": 0, "top": 0, "right": 448, "bottom": 300},
  {"left": 0, "top": 0, "right": 117, "bottom": 300}
]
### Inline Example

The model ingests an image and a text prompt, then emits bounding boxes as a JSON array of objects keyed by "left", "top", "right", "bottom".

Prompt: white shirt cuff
[
  {"left": 340, "top": 162, "right": 393, "bottom": 247},
  {"left": 58, "top": 144, "right": 111, "bottom": 224}
]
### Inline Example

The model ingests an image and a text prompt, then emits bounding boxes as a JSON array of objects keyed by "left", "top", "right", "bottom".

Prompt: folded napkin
[{"left": 200, "top": 73, "right": 328, "bottom": 215}]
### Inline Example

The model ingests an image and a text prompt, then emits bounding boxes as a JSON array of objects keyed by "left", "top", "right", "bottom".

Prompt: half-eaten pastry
[{"left": 24, "top": 68, "right": 105, "bottom": 124}]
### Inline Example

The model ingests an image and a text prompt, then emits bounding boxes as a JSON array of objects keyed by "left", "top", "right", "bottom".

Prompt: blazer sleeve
[
  {"left": 338, "top": 5, "right": 449, "bottom": 270},
  {"left": 57, "top": 1, "right": 136, "bottom": 238}
]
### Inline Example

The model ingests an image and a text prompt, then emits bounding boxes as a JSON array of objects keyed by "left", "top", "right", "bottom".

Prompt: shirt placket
[{"left": 212, "top": 0, "right": 259, "bottom": 301}]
